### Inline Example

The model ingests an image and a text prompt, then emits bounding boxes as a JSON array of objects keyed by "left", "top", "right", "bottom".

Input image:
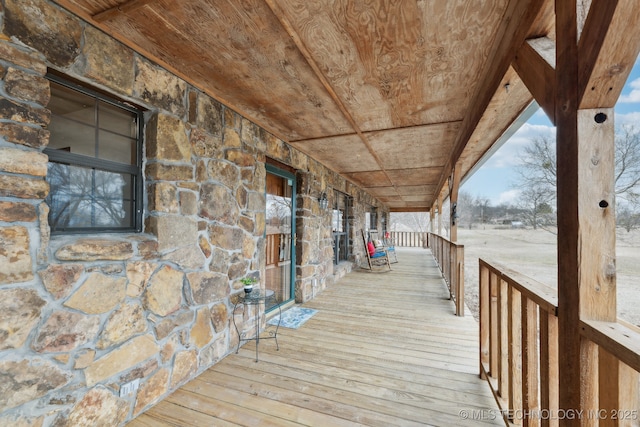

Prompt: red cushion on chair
[{"left": 367, "top": 241, "right": 375, "bottom": 256}]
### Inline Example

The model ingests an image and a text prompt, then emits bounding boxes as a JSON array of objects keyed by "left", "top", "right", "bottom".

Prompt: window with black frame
[
  {"left": 332, "top": 190, "right": 351, "bottom": 264},
  {"left": 44, "top": 75, "right": 143, "bottom": 234},
  {"left": 365, "top": 205, "right": 378, "bottom": 231}
]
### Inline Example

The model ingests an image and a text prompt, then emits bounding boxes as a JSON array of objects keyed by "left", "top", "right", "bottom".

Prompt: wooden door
[{"left": 265, "top": 167, "right": 295, "bottom": 309}]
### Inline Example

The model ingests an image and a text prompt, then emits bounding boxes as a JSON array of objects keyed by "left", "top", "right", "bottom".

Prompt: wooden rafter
[
  {"left": 578, "top": 0, "right": 640, "bottom": 108},
  {"left": 93, "top": 0, "right": 156, "bottom": 22},
  {"left": 434, "top": 0, "right": 546, "bottom": 207},
  {"left": 513, "top": 37, "right": 557, "bottom": 124}
]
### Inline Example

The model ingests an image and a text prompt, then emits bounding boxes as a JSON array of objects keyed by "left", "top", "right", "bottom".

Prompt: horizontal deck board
[{"left": 129, "top": 248, "right": 502, "bottom": 426}]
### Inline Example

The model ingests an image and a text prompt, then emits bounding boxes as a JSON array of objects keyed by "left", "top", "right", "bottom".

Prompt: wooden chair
[
  {"left": 361, "top": 230, "right": 391, "bottom": 271},
  {"left": 369, "top": 230, "right": 398, "bottom": 264}
]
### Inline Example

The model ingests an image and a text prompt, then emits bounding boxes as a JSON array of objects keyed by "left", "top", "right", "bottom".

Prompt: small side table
[{"left": 232, "top": 289, "right": 281, "bottom": 362}]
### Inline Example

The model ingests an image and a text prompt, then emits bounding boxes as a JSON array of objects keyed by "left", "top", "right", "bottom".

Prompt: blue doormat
[{"left": 268, "top": 306, "right": 318, "bottom": 329}]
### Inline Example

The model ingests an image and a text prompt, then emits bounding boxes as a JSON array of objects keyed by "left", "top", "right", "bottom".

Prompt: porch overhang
[{"left": 51, "top": 0, "right": 570, "bottom": 212}]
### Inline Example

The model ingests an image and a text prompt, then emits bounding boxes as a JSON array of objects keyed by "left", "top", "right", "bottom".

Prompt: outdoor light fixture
[{"left": 318, "top": 192, "right": 329, "bottom": 210}]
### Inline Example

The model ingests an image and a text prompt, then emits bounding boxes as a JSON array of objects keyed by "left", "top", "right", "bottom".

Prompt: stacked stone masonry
[{"left": 0, "top": 1, "right": 387, "bottom": 426}]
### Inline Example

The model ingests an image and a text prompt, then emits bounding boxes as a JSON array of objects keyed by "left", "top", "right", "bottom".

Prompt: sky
[{"left": 461, "top": 56, "right": 640, "bottom": 206}]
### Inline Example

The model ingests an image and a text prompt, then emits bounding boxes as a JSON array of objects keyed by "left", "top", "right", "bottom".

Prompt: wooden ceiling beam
[
  {"left": 513, "top": 37, "right": 557, "bottom": 125},
  {"left": 93, "top": 0, "right": 156, "bottom": 23},
  {"left": 433, "top": 0, "right": 547, "bottom": 208},
  {"left": 389, "top": 207, "right": 429, "bottom": 213},
  {"left": 578, "top": 0, "right": 640, "bottom": 109}
]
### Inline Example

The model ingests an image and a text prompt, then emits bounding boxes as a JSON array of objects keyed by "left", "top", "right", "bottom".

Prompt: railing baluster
[
  {"left": 617, "top": 360, "right": 639, "bottom": 427},
  {"left": 599, "top": 347, "right": 619, "bottom": 427},
  {"left": 456, "top": 246, "right": 464, "bottom": 316},
  {"left": 539, "top": 311, "right": 559, "bottom": 427},
  {"left": 521, "top": 296, "right": 540, "bottom": 427},
  {"left": 509, "top": 286, "right": 523, "bottom": 425},
  {"left": 490, "top": 271, "right": 499, "bottom": 378},
  {"left": 480, "top": 262, "right": 490, "bottom": 377},
  {"left": 581, "top": 340, "right": 599, "bottom": 427},
  {"left": 498, "top": 276, "right": 509, "bottom": 402}
]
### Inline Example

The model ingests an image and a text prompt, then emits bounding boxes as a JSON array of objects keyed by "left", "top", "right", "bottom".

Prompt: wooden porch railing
[
  {"left": 479, "top": 258, "right": 640, "bottom": 426},
  {"left": 387, "top": 231, "right": 427, "bottom": 247},
  {"left": 427, "top": 232, "right": 464, "bottom": 316}
]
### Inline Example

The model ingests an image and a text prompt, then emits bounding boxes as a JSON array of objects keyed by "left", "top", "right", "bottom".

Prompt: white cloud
[
  {"left": 619, "top": 77, "right": 640, "bottom": 103},
  {"left": 496, "top": 189, "right": 520, "bottom": 206},
  {"left": 616, "top": 111, "right": 640, "bottom": 127},
  {"left": 481, "top": 122, "right": 555, "bottom": 169}
]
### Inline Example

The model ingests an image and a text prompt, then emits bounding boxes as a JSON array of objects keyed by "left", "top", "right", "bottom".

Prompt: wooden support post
[
  {"left": 580, "top": 107, "right": 616, "bottom": 427},
  {"left": 554, "top": 20, "right": 580, "bottom": 422},
  {"left": 449, "top": 167, "right": 461, "bottom": 242},
  {"left": 437, "top": 195, "right": 443, "bottom": 236},
  {"left": 430, "top": 207, "right": 435, "bottom": 234},
  {"left": 556, "top": 1, "right": 617, "bottom": 421}
]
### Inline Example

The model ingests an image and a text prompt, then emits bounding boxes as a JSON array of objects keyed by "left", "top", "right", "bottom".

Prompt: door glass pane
[{"left": 265, "top": 172, "right": 293, "bottom": 309}]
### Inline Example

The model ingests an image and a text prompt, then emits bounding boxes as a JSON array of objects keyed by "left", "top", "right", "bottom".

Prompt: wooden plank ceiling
[{"left": 53, "top": 0, "right": 557, "bottom": 211}]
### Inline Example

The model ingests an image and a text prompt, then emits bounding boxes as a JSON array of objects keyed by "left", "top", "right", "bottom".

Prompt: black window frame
[
  {"left": 366, "top": 205, "right": 378, "bottom": 231},
  {"left": 44, "top": 73, "right": 144, "bottom": 234}
]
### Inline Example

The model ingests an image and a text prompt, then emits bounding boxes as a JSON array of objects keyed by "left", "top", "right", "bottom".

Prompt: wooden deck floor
[{"left": 129, "top": 248, "right": 503, "bottom": 426}]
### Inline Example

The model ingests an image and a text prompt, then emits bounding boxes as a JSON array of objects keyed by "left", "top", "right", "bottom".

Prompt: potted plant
[{"left": 240, "top": 277, "right": 257, "bottom": 294}]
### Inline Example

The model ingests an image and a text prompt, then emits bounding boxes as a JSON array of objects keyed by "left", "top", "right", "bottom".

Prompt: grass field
[{"left": 457, "top": 225, "right": 640, "bottom": 326}]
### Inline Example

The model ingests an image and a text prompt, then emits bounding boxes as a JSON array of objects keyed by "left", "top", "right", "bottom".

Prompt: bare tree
[
  {"left": 514, "top": 127, "right": 640, "bottom": 230},
  {"left": 475, "top": 195, "right": 491, "bottom": 225},
  {"left": 390, "top": 211, "right": 430, "bottom": 232},
  {"left": 617, "top": 204, "right": 640, "bottom": 232},
  {"left": 517, "top": 135, "right": 557, "bottom": 188},
  {"left": 614, "top": 125, "right": 640, "bottom": 202},
  {"left": 516, "top": 184, "right": 554, "bottom": 230},
  {"left": 456, "top": 191, "right": 476, "bottom": 228}
]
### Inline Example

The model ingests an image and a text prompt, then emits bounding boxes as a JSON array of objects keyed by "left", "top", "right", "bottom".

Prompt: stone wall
[{"left": 0, "top": 1, "right": 386, "bottom": 426}]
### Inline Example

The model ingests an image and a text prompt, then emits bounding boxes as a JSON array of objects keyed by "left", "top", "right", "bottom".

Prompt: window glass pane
[
  {"left": 48, "top": 81, "right": 138, "bottom": 164},
  {"left": 99, "top": 100, "right": 137, "bottom": 138},
  {"left": 47, "top": 163, "right": 133, "bottom": 230},
  {"left": 48, "top": 83, "right": 95, "bottom": 126},
  {"left": 98, "top": 130, "right": 135, "bottom": 164},
  {"left": 332, "top": 209, "right": 344, "bottom": 232},
  {"left": 48, "top": 117, "right": 95, "bottom": 156}
]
